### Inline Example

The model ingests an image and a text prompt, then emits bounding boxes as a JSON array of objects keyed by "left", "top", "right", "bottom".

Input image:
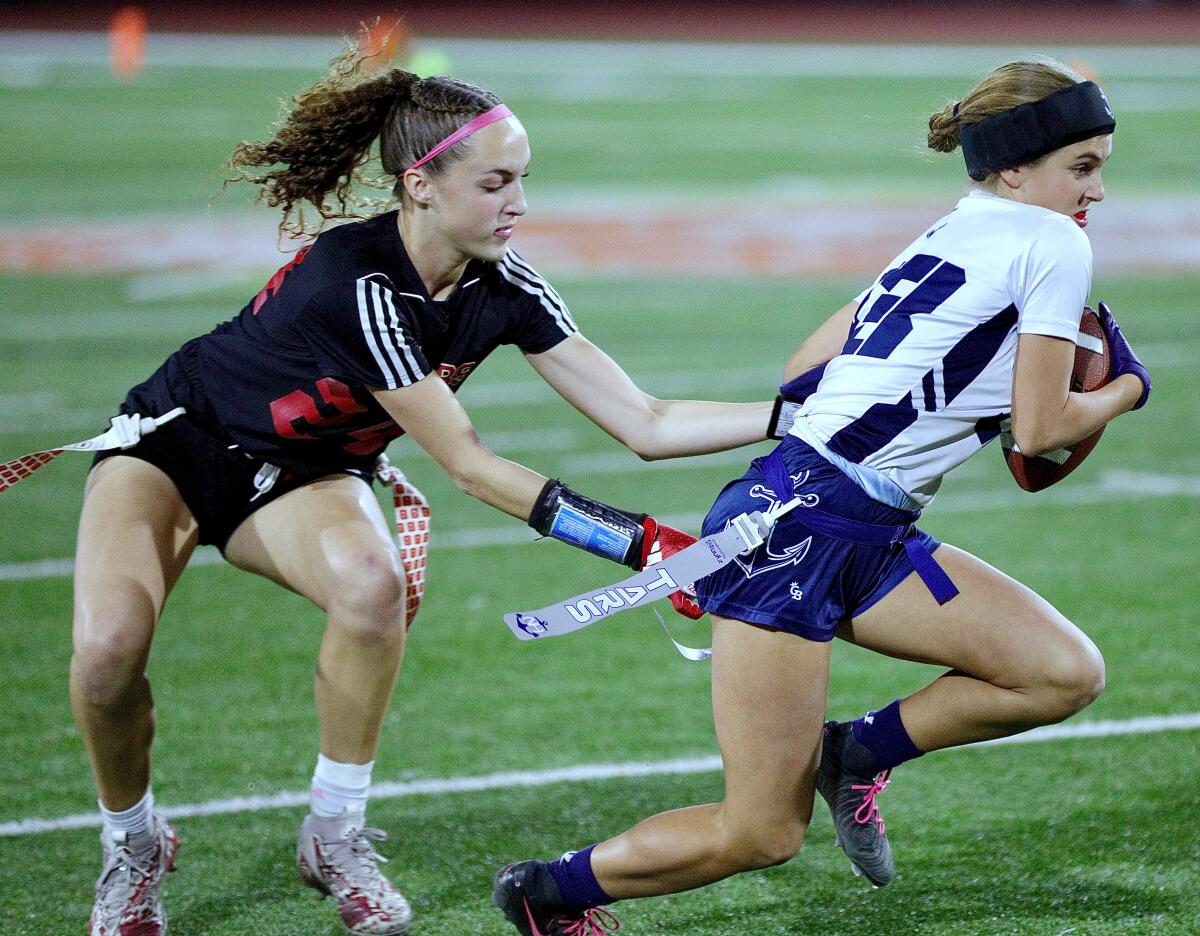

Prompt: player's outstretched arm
[
  {"left": 1011, "top": 327, "right": 1145, "bottom": 457},
  {"left": 372, "top": 375, "right": 696, "bottom": 578},
  {"left": 374, "top": 374, "right": 547, "bottom": 520},
  {"left": 524, "top": 334, "right": 772, "bottom": 460}
]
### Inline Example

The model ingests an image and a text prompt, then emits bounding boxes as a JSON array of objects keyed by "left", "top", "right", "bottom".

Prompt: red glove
[{"left": 640, "top": 519, "right": 704, "bottom": 620}]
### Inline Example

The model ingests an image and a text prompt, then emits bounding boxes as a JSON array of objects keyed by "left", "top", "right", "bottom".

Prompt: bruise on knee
[
  {"left": 326, "top": 558, "right": 407, "bottom": 642},
  {"left": 71, "top": 642, "right": 150, "bottom": 711},
  {"left": 70, "top": 599, "right": 157, "bottom": 709}
]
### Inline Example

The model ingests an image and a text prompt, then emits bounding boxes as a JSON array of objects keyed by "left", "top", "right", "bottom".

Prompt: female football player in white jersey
[
  {"left": 70, "top": 47, "right": 772, "bottom": 936},
  {"left": 492, "top": 58, "right": 1152, "bottom": 935}
]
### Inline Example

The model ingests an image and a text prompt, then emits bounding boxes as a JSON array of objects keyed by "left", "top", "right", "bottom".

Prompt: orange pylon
[
  {"left": 109, "top": 6, "right": 147, "bottom": 81},
  {"left": 359, "top": 17, "right": 411, "bottom": 71},
  {"left": 1069, "top": 59, "right": 1100, "bottom": 83}
]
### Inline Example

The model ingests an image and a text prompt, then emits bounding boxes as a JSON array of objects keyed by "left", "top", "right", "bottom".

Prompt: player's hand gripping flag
[{"left": 640, "top": 520, "right": 703, "bottom": 619}]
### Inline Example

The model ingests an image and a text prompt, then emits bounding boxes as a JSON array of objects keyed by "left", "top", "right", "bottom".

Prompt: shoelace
[
  {"left": 332, "top": 828, "right": 392, "bottom": 890},
  {"left": 851, "top": 769, "right": 892, "bottom": 836},
  {"left": 560, "top": 906, "right": 621, "bottom": 936},
  {"left": 95, "top": 843, "right": 159, "bottom": 917}
]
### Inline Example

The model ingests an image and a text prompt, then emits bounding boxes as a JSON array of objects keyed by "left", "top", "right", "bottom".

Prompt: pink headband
[{"left": 406, "top": 104, "right": 514, "bottom": 172}]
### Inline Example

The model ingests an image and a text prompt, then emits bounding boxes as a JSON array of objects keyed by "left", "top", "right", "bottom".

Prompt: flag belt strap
[{"left": 762, "top": 447, "right": 958, "bottom": 605}]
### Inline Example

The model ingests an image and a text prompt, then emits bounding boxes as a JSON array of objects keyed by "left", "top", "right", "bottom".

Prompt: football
[{"left": 1002, "top": 306, "right": 1112, "bottom": 492}]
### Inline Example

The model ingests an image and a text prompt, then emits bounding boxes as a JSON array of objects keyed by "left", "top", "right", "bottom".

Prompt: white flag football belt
[
  {"left": 504, "top": 494, "right": 803, "bottom": 647},
  {"left": 0, "top": 407, "right": 187, "bottom": 494},
  {"left": 0, "top": 410, "right": 431, "bottom": 627}
]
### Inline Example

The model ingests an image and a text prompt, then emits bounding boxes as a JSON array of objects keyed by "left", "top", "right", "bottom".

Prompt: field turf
[{"left": 1, "top": 37, "right": 1197, "bottom": 935}]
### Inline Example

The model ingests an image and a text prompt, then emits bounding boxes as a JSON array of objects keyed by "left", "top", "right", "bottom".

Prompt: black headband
[{"left": 960, "top": 81, "right": 1115, "bottom": 181}]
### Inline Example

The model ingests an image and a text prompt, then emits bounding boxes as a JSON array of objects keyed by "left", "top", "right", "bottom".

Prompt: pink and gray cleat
[
  {"left": 89, "top": 816, "right": 179, "bottom": 936},
  {"left": 296, "top": 812, "right": 412, "bottom": 935},
  {"left": 816, "top": 720, "right": 896, "bottom": 887}
]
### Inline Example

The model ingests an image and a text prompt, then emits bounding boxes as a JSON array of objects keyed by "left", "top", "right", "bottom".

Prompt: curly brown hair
[{"left": 226, "top": 44, "right": 503, "bottom": 237}]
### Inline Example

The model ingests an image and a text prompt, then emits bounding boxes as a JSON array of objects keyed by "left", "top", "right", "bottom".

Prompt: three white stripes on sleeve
[{"left": 355, "top": 254, "right": 577, "bottom": 391}]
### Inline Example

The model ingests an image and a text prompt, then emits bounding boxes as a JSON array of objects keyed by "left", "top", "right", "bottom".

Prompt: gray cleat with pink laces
[{"left": 816, "top": 720, "right": 896, "bottom": 887}]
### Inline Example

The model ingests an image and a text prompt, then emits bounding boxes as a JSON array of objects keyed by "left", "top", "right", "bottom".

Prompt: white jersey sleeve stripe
[
  {"left": 356, "top": 276, "right": 399, "bottom": 389},
  {"left": 379, "top": 284, "right": 426, "bottom": 384},
  {"left": 499, "top": 253, "right": 578, "bottom": 334},
  {"left": 367, "top": 279, "right": 413, "bottom": 386},
  {"left": 506, "top": 250, "right": 571, "bottom": 315},
  {"left": 500, "top": 252, "right": 572, "bottom": 322}
]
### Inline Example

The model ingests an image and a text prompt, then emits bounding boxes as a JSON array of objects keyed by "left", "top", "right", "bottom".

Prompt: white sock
[
  {"left": 311, "top": 754, "right": 373, "bottom": 820},
  {"left": 100, "top": 789, "right": 153, "bottom": 839}
]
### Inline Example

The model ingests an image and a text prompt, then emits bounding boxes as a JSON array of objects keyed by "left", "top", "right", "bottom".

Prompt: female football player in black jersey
[{"left": 73, "top": 50, "right": 772, "bottom": 936}]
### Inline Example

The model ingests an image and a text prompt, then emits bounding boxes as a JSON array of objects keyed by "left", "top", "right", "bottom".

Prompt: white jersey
[{"left": 792, "top": 189, "right": 1092, "bottom": 506}]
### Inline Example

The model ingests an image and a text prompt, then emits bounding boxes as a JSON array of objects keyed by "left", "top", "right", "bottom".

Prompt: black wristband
[
  {"left": 768, "top": 397, "right": 802, "bottom": 440},
  {"left": 529, "top": 479, "right": 648, "bottom": 567}
]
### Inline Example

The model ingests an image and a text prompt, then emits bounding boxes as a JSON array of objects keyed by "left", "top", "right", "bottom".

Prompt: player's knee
[
  {"left": 329, "top": 550, "right": 406, "bottom": 640},
  {"left": 1035, "top": 633, "right": 1106, "bottom": 720},
  {"left": 71, "top": 618, "right": 149, "bottom": 708},
  {"left": 723, "top": 816, "right": 807, "bottom": 870}
]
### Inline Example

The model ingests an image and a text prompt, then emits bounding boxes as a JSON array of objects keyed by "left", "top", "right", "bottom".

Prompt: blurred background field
[{"left": 1, "top": 3, "right": 1198, "bottom": 934}]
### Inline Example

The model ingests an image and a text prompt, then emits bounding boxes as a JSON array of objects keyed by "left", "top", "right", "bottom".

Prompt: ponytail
[{"left": 226, "top": 42, "right": 501, "bottom": 237}]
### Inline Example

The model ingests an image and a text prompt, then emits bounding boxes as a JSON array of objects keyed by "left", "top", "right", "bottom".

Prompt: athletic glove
[
  {"left": 1096, "top": 301, "right": 1152, "bottom": 410},
  {"left": 768, "top": 362, "right": 828, "bottom": 439},
  {"left": 642, "top": 520, "right": 704, "bottom": 620}
]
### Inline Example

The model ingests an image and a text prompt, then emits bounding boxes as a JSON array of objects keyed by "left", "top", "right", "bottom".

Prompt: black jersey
[{"left": 160, "top": 211, "right": 577, "bottom": 474}]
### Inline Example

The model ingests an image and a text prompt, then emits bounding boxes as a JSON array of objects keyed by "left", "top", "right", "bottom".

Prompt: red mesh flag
[
  {"left": 0, "top": 450, "right": 66, "bottom": 494},
  {"left": 375, "top": 460, "right": 431, "bottom": 628},
  {"left": 0, "top": 408, "right": 185, "bottom": 496}
]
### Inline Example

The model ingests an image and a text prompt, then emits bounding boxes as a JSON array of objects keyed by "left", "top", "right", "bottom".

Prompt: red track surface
[
  {"left": 2, "top": 1, "right": 1199, "bottom": 42},
  {"left": 3, "top": 200, "right": 1195, "bottom": 280}
]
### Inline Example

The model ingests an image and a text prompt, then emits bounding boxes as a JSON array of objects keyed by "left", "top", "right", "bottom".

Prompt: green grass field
[{"left": 1, "top": 36, "right": 1198, "bottom": 935}]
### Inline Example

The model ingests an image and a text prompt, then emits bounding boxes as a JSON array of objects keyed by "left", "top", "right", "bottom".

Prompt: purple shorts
[{"left": 695, "top": 436, "right": 940, "bottom": 641}]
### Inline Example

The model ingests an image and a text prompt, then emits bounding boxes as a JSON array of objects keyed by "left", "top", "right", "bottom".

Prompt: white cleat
[
  {"left": 89, "top": 816, "right": 179, "bottom": 936},
  {"left": 296, "top": 812, "right": 412, "bottom": 935}
]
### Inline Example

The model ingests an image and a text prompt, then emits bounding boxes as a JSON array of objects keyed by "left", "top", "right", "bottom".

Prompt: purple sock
[
  {"left": 850, "top": 699, "right": 924, "bottom": 772},
  {"left": 546, "top": 844, "right": 611, "bottom": 909}
]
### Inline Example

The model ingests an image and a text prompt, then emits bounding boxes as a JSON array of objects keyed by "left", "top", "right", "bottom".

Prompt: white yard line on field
[
  {"left": 1, "top": 469, "right": 1197, "bottom": 583},
  {"left": 1, "top": 711, "right": 1197, "bottom": 837},
  {"left": 0, "top": 343, "right": 1188, "bottom": 439}
]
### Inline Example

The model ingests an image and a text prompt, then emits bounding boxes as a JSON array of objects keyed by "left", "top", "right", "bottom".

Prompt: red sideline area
[{"left": 2, "top": 1, "right": 1199, "bottom": 43}]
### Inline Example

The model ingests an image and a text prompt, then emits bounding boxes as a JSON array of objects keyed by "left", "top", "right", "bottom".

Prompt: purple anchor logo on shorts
[
  {"left": 733, "top": 530, "right": 812, "bottom": 578},
  {"left": 732, "top": 469, "right": 817, "bottom": 579}
]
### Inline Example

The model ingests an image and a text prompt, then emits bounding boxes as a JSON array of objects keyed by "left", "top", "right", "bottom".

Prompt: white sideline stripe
[
  {"left": 0, "top": 341, "right": 1189, "bottom": 435},
  {"left": 2, "top": 712, "right": 1197, "bottom": 838},
  {"left": 0, "top": 367, "right": 783, "bottom": 434},
  {"left": 2, "top": 470, "right": 1199, "bottom": 583}
]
